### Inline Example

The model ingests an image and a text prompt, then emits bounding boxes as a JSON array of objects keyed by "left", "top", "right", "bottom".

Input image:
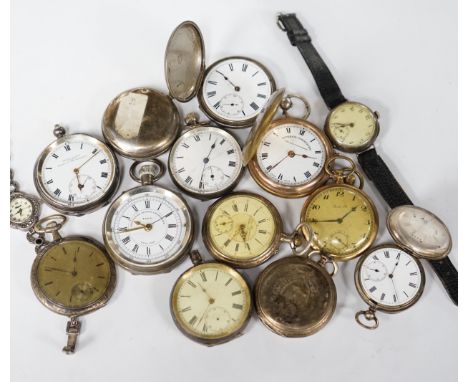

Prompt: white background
[{"left": 10, "top": 1, "right": 457, "bottom": 381}]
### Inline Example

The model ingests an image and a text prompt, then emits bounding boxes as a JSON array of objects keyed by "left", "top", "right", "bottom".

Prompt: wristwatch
[{"left": 277, "top": 13, "right": 457, "bottom": 305}]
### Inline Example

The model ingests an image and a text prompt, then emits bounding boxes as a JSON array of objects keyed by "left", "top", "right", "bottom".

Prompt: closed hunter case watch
[{"left": 277, "top": 13, "right": 457, "bottom": 305}]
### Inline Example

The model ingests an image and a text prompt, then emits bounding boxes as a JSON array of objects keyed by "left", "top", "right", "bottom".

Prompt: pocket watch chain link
[{"left": 63, "top": 316, "right": 81, "bottom": 354}]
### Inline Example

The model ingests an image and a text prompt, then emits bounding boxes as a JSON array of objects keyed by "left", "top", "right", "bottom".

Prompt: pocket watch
[
  {"left": 277, "top": 13, "right": 457, "bottom": 304},
  {"left": 255, "top": 223, "right": 338, "bottom": 337},
  {"left": 102, "top": 22, "right": 275, "bottom": 161},
  {"left": 103, "top": 160, "right": 194, "bottom": 275},
  {"left": 300, "top": 155, "right": 378, "bottom": 261},
  {"left": 29, "top": 214, "right": 116, "bottom": 353},
  {"left": 33, "top": 124, "right": 120, "bottom": 216},
  {"left": 170, "top": 250, "right": 251, "bottom": 346},
  {"left": 354, "top": 244, "right": 425, "bottom": 330},
  {"left": 10, "top": 170, "right": 41, "bottom": 231},
  {"left": 242, "top": 88, "right": 333, "bottom": 198},
  {"left": 202, "top": 191, "right": 304, "bottom": 268},
  {"left": 168, "top": 112, "right": 244, "bottom": 200}
]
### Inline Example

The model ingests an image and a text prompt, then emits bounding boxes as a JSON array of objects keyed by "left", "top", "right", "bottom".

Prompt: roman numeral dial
[
  {"left": 201, "top": 57, "right": 275, "bottom": 126},
  {"left": 169, "top": 126, "right": 242, "bottom": 197},
  {"left": 358, "top": 246, "right": 424, "bottom": 308},
  {"left": 171, "top": 263, "right": 251, "bottom": 342}
]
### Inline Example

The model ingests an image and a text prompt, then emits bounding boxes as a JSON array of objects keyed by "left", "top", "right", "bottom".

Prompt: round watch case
[
  {"left": 102, "top": 161, "right": 194, "bottom": 275},
  {"left": 33, "top": 128, "right": 120, "bottom": 216},
  {"left": 202, "top": 192, "right": 284, "bottom": 268},
  {"left": 10, "top": 191, "right": 41, "bottom": 231},
  {"left": 170, "top": 251, "right": 252, "bottom": 346},
  {"left": 168, "top": 121, "right": 244, "bottom": 200}
]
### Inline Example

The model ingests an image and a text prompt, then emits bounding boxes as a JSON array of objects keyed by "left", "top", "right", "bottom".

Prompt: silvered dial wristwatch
[{"left": 277, "top": 13, "right": 457, "bottom": 305}]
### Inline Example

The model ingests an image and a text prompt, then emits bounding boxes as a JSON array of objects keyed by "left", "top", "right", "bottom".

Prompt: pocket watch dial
[
  {"left": 256, "top": 123, "right": 326, "bottom": 186},
  {"left": 106, "top": 189, "right": 191, "bottom": 268},
  {"left": 358, "top": 246, "right": 424, "bottom": 309},
  {"left": 36, "top": 240, "right": 112, "bottom": 309},
  {"left": 325, "top": 102, "right": 378, "bottom": 152},
  {"left": 10, "top": 196, "right": 33, "bottom": 223},
  {"left": 169, "top": 127, "right": 242, "bottom": 197},
  {"left": 37, "top": 135, "right": 116, "bottom": 208},
  {"left": 171, "top": 263, "right": 251, "bottom": 342},
  {"left": 200, "top": 57, "right": 274, "bottom": 125},
  {"left": 387, "top": 205, "right": 452, "bottom": 260},
  {"left": 205, "top": 194, "right": 279, "bottom": 265},
  {"left": 302, "top": 186, "right": 378, "bottom": 260}
]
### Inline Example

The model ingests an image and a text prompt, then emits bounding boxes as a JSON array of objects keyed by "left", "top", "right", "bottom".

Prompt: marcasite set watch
[{"left": 10, "top": 15, "right": 456, "bottom": 353}]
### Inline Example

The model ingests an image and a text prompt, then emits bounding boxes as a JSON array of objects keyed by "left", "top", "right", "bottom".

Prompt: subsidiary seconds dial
[
  {"left": 169, "top": 126, "right": 243, "bottom": 198},
  {"left": 200, "top": 57, "right": 275, "bottom": 127}
]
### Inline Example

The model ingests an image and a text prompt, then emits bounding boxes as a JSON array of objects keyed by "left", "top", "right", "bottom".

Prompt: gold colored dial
[
  {"left": 325, "top": 102, "right": 378, "bottom": 152},
  {"left": 171, "top": 263, "right": 251, "bottom": 341},
  {"left": 36, "top": 240, "right": 112, "bottom": 309},
  {"left": 302, "top": 185, "right": 378, "bottom": 260},
  {"left": 205, "top": 193, "right": 280, "bottom": 266}
]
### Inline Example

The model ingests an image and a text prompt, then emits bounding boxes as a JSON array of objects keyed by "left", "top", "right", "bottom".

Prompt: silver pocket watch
[
  {"left": 10, "top": 170, "right": 41, "bottom": 231},
  {"left": 354, "top": 205, "right": 452, "bottom": 329},
  {"left": 101, "top": 21, "right": 276, "bottom": 161},
  {"left": 33, "top": 124, "right": 120, "bottom": 216},
  {"left": 103, "top": 160, "right": 194, "bottom": 275},
  {"left": 168, "top": 113, "right": 244, "bottom": 200}
]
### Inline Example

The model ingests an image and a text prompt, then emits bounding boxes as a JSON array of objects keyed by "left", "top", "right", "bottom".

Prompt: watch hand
[
  {"left": 215, "top": 70, "right": 240, "bottom": 91},
  {"left": 310, "top": 218, "right": 341, "bottom": 223},
  {"left": 390, "top": 277, "right": 400, "bottom": 302},
  {"left": 150, "top": 212, "right": 174, "bottom": 225},
  {"left": 338, "top": 206, "right": 358, "bottom": 222},
  {"left": 331, "top": 122, "right": 355, "bottom": 128},
  {"left": 74, "top": 150, "right": 100, "bottom": 172},
  {"left": 197, "top": 282, "right": 215, "bottom": 303},
  {"left": 268, "top": 154, "right": 289, "bottom": 172},
  {"left": 115, "top": 225, "right": 148, "bottom": 233},
  {"left": 74, "top": 171, "right": 84, "bottom": 191},
  {"left": 283, "top": 139, "right": 310, "bottom": 151},
  {"left": 44, "top": 267, "right": 74, "bottom": 274}
]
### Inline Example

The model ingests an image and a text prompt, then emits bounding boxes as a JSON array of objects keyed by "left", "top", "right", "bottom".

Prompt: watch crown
[
  {"left": 184, "top": 112, "right": 200, "bottom": 126},
  {"left": 373, "top": 111, "right": 380, "bottom": 119}
]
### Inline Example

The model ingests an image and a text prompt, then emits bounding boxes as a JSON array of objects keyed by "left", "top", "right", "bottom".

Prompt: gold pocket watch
[
  {"left": 167, "top": 113, "right": 244, "bottom": 200},
  {"left": 170, "top": 250, "right": 251, "bottom": 346},
  {"left": 242, "top": 88, "right": 334, "bottom": 198},
  {"left": 255, "top": 223, "right": 337, "bottom": 337},
  {"left": 103, "top": 160, "right": 194, "bottom": 275},
  {"left": 33, "top": 124, "right": 120, "bottom": 216},
  {"left": 10, "top": 170, "right": 41, "bottom": 232},
  {"left": 30, "top": 215, "right": 116, "bottom": 353},
  {"left": 300, "top": 155, "right": 378, "bottom": 261},
  {"left": 202, "top": 192, "right": 305, "bottom": 268},
  {"left": 354, "top": 205, "right": 452, "bottom": 329},
  {"left": 102, "top": 21, "right": 276, "bottom": 161}
]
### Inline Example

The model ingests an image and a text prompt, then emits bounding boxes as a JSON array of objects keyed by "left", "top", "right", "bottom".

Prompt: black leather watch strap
[
  {"left": 357, "top": 148, "right": 413, "bottom": 209},
  {"left": 277, "top": 13, "right": 347, "bottom": 109},
  {"left": 429, "top": 258, "right": 458, "bottom": 305},
  {"left": 358, "top": 148, "right": 458, "bottom": 305}
]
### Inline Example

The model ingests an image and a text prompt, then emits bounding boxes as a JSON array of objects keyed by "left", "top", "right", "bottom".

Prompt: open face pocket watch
[
  {"left": 33, "top": 124, "right": 120, "bottom": 216},
  {"left": 354, "top": 205, "right": 452, "bottom": 329},
  {"left": 102, "top": 21, "right": 276, "bottom": 162},
  {"left": 300, "top": 155, "right": 378, "bottom": 261},
  {"left": 168, "top": 112, "right": 244, "bottom": 200},
  {"left": 255, "top": 222, "right": 338, "bottom": 337},
  {"left": 10, "top": 170, "right": 41, "bottom": 232},
  {"left": 170, "top": 250, "right": 252, "bottom": 346},
  {"left": 29, "top": 214, "right": 116, "bottom": 353},
  {"left": 242, "top": 88, "right": 334, "bottom": 198},
  {"left": 103, "top": 160, "right": 194, "bottom": 275},
  {"left": 202, "top": 192, "right": 307, "bottom": 268}
]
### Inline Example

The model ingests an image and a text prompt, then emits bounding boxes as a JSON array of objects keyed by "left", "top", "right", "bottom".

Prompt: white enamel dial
[
  {"left": 359, "top": 247, "right": 423, "bottom": 308},
  {"left": 201, "top": 57, "right": 274, "bottom": 124},
  {"left": 10, "top": 196, "right": 33, "bottom": 223},
  {"left": 38, "top": 135, "right": 115, "bottom": 207},
  {"left": 109, "top": 190, "right": 190, "bottom": 264},
  {"left": 169, "top": 127, "right": 242, "bottom": 196},
  {"left": 256, "top": 123, "right": 326, "bottom": 186}
]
